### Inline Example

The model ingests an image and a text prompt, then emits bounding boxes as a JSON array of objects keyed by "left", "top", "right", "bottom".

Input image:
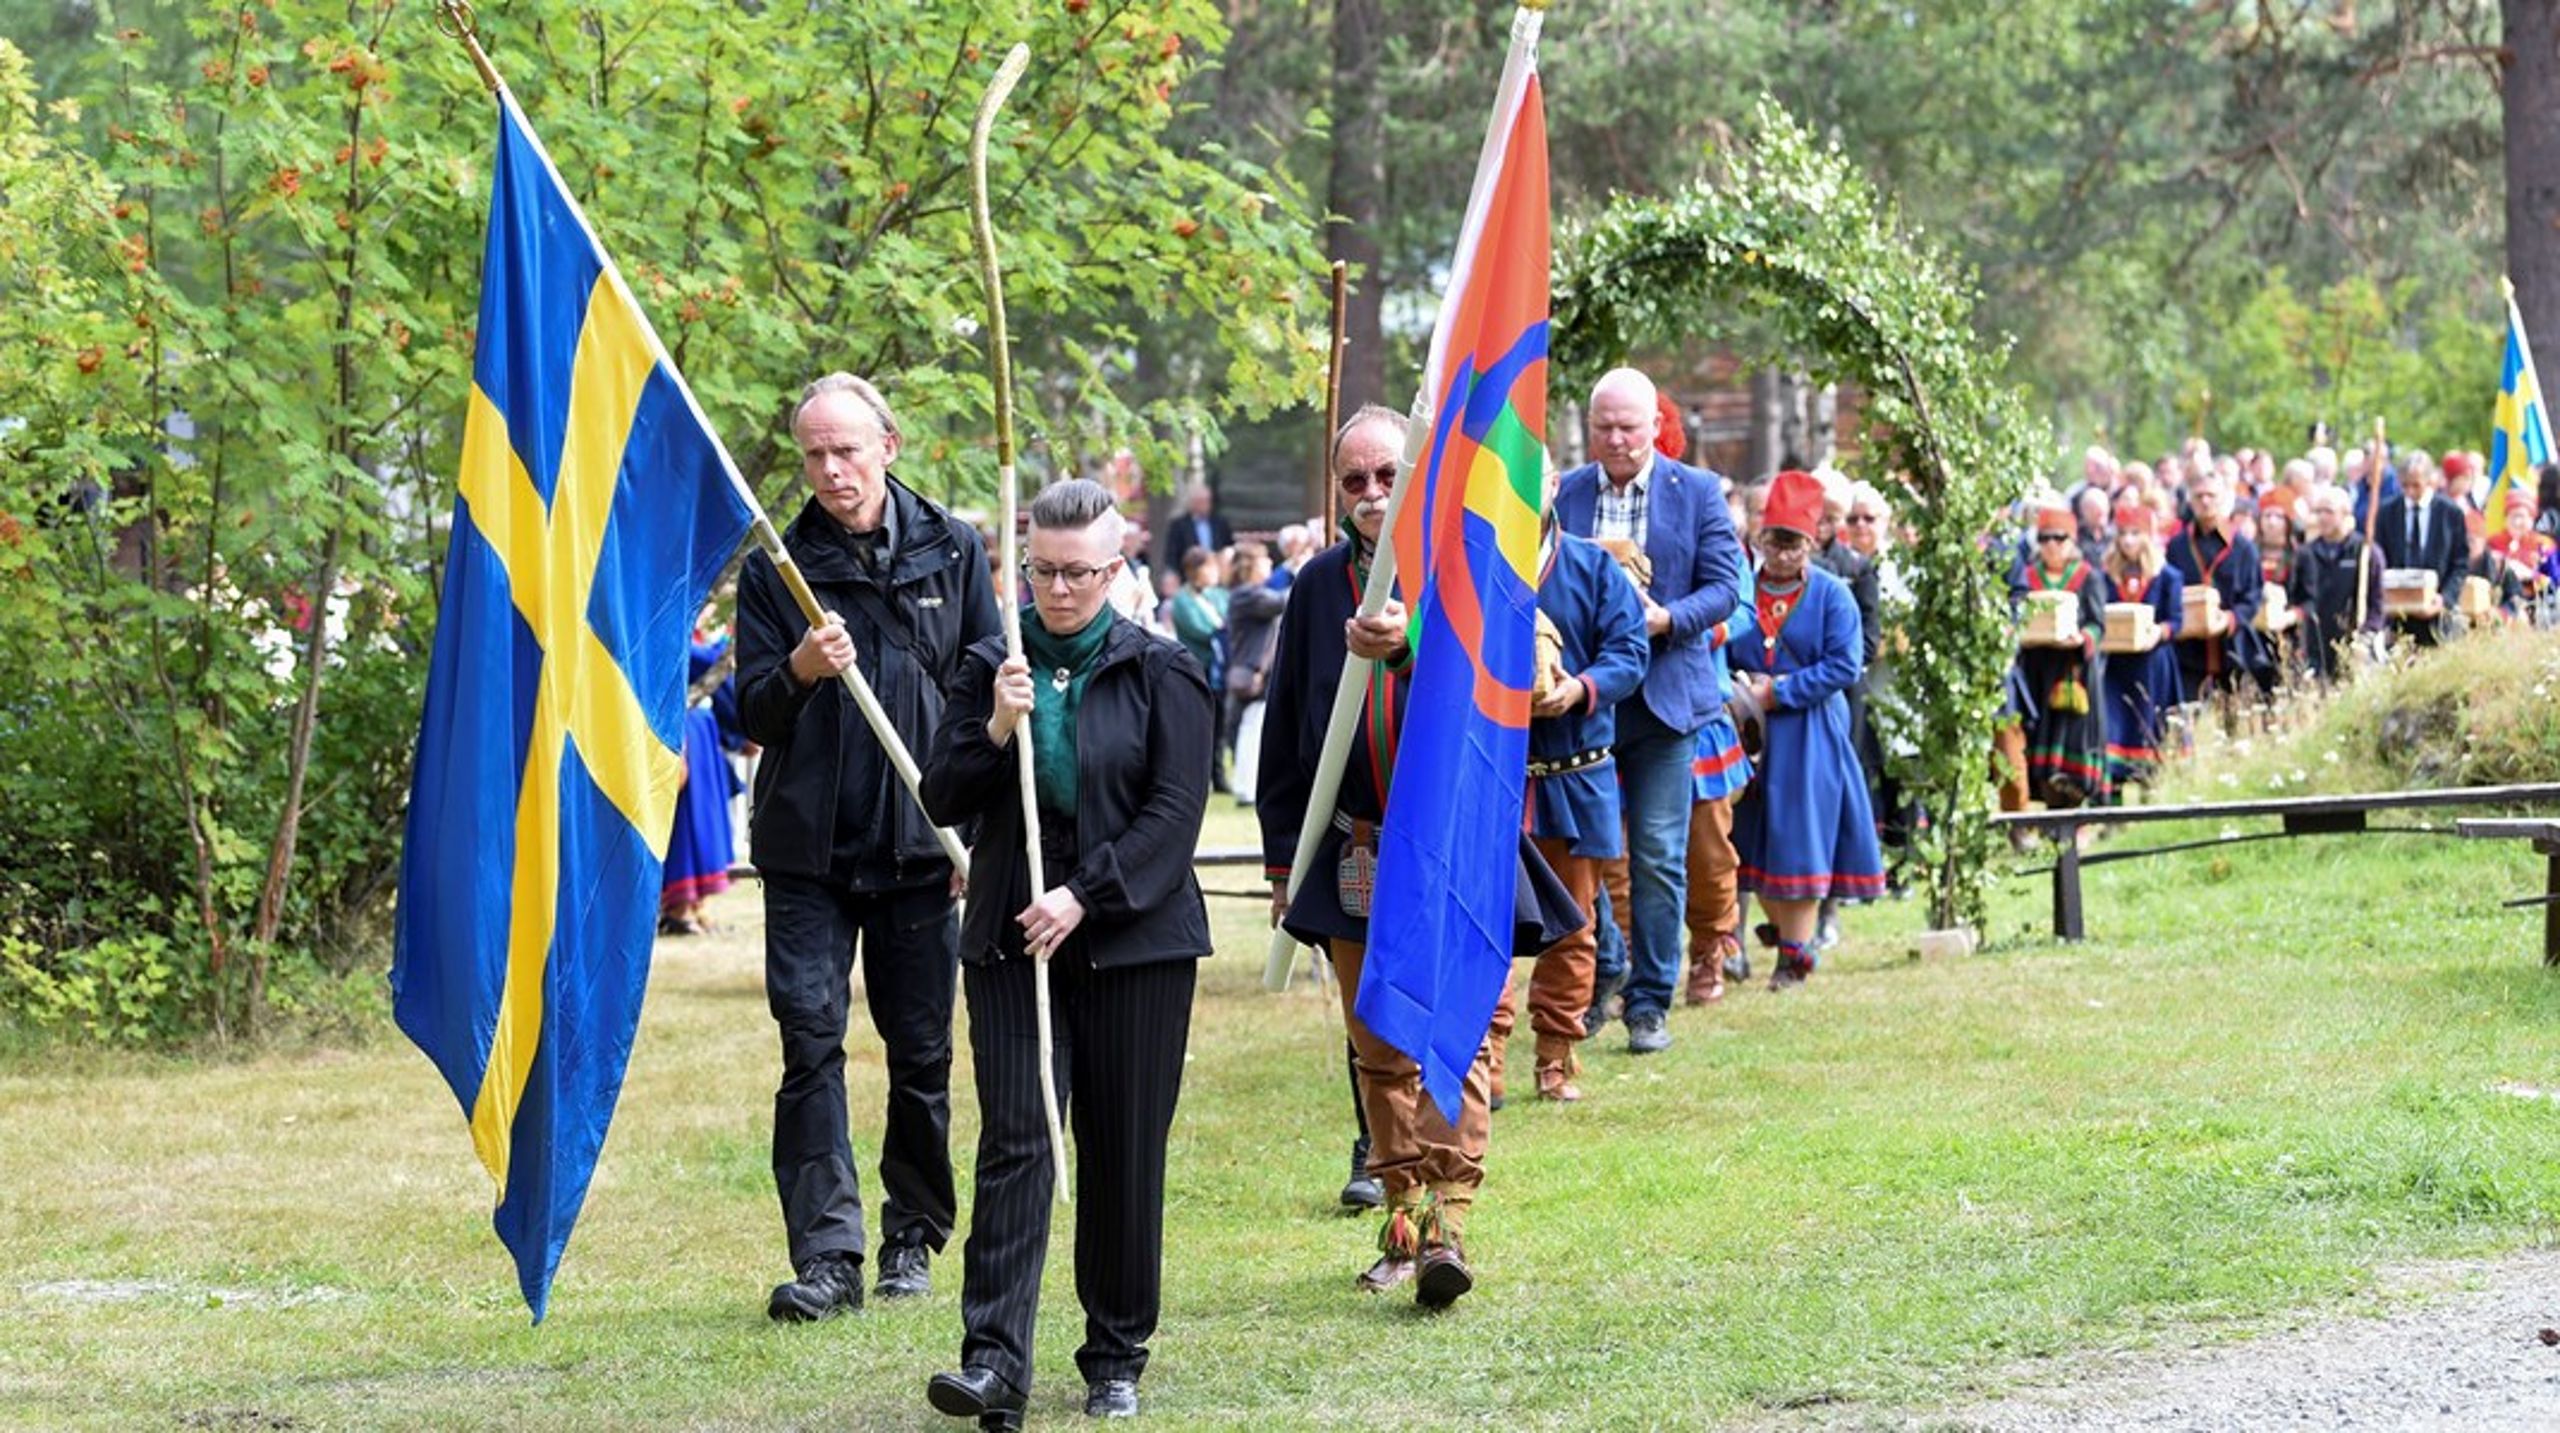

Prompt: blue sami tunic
[
  {"left": 1729, "top": 564, "right": 1883, "bottom": 902},
  {"left": 2102, "top": 564, "right": 2184, "bottom": 788},
  {"left": 1526, "top": 531, "right": 1650, "bottom": 857},
  {"left": 1691, "top": 564, "right": 1756, "bottom": 802}
]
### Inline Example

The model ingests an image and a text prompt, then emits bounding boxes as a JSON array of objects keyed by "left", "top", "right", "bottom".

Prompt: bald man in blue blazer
[{"left": 1554, "top": 368, "right": 1744, "bottom": 1054}]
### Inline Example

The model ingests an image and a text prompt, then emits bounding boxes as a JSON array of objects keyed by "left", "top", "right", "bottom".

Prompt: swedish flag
[
  {"left": 2488, "top": 278, "right": 2552, "bottom": 538},
  {"left": 392, "top": 92, "right": 756, "bottom": 1320}
]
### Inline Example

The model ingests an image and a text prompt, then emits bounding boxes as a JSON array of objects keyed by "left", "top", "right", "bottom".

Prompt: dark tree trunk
[
  {"left": 2508, "top": 0, "right": 2560, "bottom": 346},
  {"left": 1747, "top": 367, "right": 1783, "bottom": 478},
  {"left": 1326, "top": 0, "right": 1387, "bottom": 418}
]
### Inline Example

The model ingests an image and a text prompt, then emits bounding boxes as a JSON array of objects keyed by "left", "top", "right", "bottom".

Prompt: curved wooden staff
[{"left": 969, "top": 43, "right": 1069, "bottom": 1203}]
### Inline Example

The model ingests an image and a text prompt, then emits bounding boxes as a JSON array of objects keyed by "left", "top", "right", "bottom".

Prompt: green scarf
[{"left": 1019, "top": 604, "right": 1116, "bottom": 819}]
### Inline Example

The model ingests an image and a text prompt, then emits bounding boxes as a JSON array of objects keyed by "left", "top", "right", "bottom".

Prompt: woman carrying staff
[
  {"left": 2015, "top": 497, "right": 2112, "bottom": 811},
  {"left": 2099, "top": 504, "right": 2183, "bottom": 798},
  {"left": 920, "top": 478, "right": 1215, "bottom": 1429},
  {"left": 1728, "top": 469, "right": 1883, "bottom": 990}
]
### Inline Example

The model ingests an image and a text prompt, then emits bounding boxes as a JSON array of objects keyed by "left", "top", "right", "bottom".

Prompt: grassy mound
[{"left": 2163, "top": 625, "right": 2560, "bottom": 802}]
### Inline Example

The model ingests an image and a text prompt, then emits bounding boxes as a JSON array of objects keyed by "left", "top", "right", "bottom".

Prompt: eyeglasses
[
  {"left": 2035, "top": 532, "right": 2074, "bottom": 544},
  {"left": 1022, "top": 559, "right": 1119, "bottom": 589},
  {"left": 1336, "top": 463, "right": 1398, "bottom": 496},
  {"left": 1845, "top": 513, "right": 1881, "bottom": 526},
  {"left": 1758, "top": 531, "right": 1812, "bottom": 552}
]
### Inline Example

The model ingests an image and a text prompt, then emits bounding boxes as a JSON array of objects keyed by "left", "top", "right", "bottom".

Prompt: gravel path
[{"left": 1937, "top": 1251, "right": 2560, "bottom": 1431}]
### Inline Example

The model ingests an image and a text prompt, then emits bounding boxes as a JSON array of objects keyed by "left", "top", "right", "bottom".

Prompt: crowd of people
[
  {"left": 649, "top": 360, "right": 2560, "bottom": 1428},
  {"left": 1988, "top": 436, "right": 2560, "bottom": 826}
]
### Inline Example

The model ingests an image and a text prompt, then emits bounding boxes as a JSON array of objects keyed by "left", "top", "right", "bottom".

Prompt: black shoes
[
  {"left": 1625, "top": 1012, "right": 1670, "bottom": 1055},
  {"left": 1582, "top": 969, "right": 1625, "bottom": 1036},
  {"left": 766, "top": 1251, "right": 862, "bottom": 1322},
  {"left": 927, "top": 1366, "right": 1028, "bottom": 1431},
  {"left": 876, "top": 1238, "right": 931, "bottom": 1300},
  {"left": 1339, "top": 1140, "right": 1383, "bottom": 1210},
  {"left": 1084, "top": 1378, "right": 1141, "bottom": 1418}
]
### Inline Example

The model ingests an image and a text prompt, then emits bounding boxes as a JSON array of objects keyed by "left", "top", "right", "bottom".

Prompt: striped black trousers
[{"left": 958, "top": 946, "right": 1196, "bottom": 1392}]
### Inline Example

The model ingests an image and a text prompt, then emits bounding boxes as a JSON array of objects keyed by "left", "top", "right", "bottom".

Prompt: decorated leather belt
[
  {"left": 1526, "top": 747, "right": 1610, "bottom": 778},
  {"left": 1328, "top": 811, "right": 1378, "bottom": 918}
]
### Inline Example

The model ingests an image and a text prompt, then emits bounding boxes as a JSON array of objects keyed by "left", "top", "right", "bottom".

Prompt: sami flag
[
  {"left": 392, "top": 92, "right": 756, "bottom": 1320},
  {"left": 2487, "top": 281, "right": 2553, "bottom": 539},
  {"left": 1357, "top": 5, "right": 1550, "bottom": 1125}
]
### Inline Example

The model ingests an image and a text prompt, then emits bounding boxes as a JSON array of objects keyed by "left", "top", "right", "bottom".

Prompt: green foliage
[
  {"left": 1197, "top": 0, "right": 2507, "bottom": 468},
  {"left": 2109, "top": 271, "right": 2502, "bottom": 460},
  {"left": 0, "top": 928, "right": 201, "bottom": 1046},
  {"left": 0, "top": 3, "right": 1323, "bottom": 1044},
  {"left": 1553, "top": 98, "right": 2045, "bottom": 932}
]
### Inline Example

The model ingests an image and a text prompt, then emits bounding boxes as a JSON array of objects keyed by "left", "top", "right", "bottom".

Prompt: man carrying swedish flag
[{"left": 735, "top": 372, "right": 1000, "bottom": 1320}]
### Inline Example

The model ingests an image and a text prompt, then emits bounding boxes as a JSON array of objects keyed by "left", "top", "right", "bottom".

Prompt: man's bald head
[
  {"left": 1587, "top": 367, "right": 1661, "bottom": 484},
  {"left": 1590, "top": 367, "right": 1657, "bottom": 412}
]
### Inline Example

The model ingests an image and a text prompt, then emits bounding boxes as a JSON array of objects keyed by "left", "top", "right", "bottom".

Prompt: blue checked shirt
[{"left": 1591, "top": 454, "right": 1652, "bottom": 551}]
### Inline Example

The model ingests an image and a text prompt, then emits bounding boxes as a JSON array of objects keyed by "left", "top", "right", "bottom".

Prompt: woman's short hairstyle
[{"left": 1027, "top": 478, "right": 1127, "bottom": 550}]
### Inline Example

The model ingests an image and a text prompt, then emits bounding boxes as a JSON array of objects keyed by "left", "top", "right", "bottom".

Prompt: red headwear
[
  {"left": 2113, "top": 503, "right": 2155, "bottom": 535},
  {"left": 1764, "top": 469, "right": 1826, "bottom": 538},
  {"left": 2442, "top": 450, "right": 2475, "bottom": 483},
  {"left": 1653, "top": 391, "right": 1687, "bottom": 462}
]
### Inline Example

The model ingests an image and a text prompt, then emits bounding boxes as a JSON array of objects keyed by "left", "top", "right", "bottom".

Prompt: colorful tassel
[{"left": 1379, "top": 1203, "right": 1420, "bottom": 1259}]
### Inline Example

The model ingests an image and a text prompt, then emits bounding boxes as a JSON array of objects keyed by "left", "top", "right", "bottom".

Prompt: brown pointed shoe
[
  {"left": 1535, "top": 1060, "right": 1583, "bottom": 1103},
  {"left": 1356, "top": 1253, "right": 1416, "bottom": 1293}
]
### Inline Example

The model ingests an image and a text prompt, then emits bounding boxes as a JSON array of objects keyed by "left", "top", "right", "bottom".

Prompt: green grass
[{"left": 4, "top": 823, "right": 2558, "bottom": 1429}]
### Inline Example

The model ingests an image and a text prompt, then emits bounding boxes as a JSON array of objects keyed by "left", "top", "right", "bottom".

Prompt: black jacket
[
  {"left": 736, "top": 482, "right": 999, "bottom": 887},
  {"left": 2377, "top": 493, "right": 2469, "bottom": 597},
  {"left": 921, "top": 619, "right": 1215, "bottom": 968}
]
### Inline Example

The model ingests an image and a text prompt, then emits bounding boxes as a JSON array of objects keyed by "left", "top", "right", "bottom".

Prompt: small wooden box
[
  {"left": 2459, "top": 574, "right": 2497, "bottom": 619},
  {"left": 2181, "top": 584, "right": 2228, "bottom": 638},
  {"left": 2100, "top": 601, "right": 2158, "bottom": 653},
  {"left": 2254, "top": 583, "right": 2296, "bottom": 634},
  {"left": 2381, "top": 568, "right": 2441, "bottom": 617},
  {"left": 2021, "top": 589, "right": 2080, "bottom": 647},
  {"left": 1531, "top": 610, "right": 1568, "bottom": 706}
]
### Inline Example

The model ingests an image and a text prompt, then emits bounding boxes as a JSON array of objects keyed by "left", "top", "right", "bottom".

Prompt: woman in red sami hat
[
  {"left": 1726, "top": 469, "right": 1882, "bottom": 989},
  {"left": 2015, "top": 497, "right": 2113, "bottom": 811},
  {"left": 2099, "top": 502, "right": 2182, "bottom": 796}
]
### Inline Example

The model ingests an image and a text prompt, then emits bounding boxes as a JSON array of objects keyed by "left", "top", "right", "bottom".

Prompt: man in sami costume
[
  {"left": 2166, "top": 465, "right": 2265, "bottom": 705},
  {"left": 1727, "top": 470, "right": 1883, "bottom": 989},
  {"left": 1258, "top": 405, "right": 1579, "bottom": 1306}
]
